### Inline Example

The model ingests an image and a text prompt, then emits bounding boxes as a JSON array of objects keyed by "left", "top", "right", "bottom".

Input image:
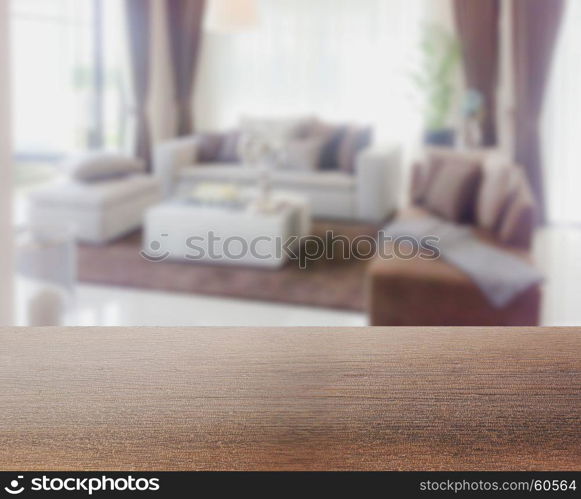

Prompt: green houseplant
[{"left": 412, "top": 24, "right": 461, "bottom": 146}]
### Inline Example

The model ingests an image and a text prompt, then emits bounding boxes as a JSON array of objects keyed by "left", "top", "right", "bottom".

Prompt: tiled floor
[{"left": 68, "top": 284, "right": 367, "bottom": 327}]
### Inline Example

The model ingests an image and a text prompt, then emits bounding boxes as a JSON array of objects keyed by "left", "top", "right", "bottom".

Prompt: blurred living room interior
[{"left": 0, "top": 0, "right": 580, "bottom": 327}]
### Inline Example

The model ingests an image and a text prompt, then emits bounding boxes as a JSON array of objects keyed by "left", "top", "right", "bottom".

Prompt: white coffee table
[{"left": 143, "top": 191, "right": 311, "bottom": 268}]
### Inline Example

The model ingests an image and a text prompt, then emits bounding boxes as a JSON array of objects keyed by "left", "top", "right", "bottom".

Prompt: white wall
[{"left": 0, "top": 0, "right": 14, "bottom": 325}]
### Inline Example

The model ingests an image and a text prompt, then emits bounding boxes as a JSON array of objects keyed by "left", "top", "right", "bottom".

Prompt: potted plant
[{"left": 412, "top": 24, "right": 461, "bottom": 146}]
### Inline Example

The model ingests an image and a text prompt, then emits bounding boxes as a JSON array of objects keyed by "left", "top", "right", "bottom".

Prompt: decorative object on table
[
  {"left": 412, "top": 24, "right": 461, "bottom": 146},
  {"left": 184, "top": 182, "right": 294, "bottom": 215},
  {"left": 237, "top": 120, "right": 293, "bottom": 210},
  {"left": 186, "top": 182, "right": 244, "bottom": 209},
  {"left": 459, "top": 89, "right": 485, "bottom": 149},
  {"left": 246, "top": 195, "right": 290, "bottom": 215},
  {"left": 15, "top": 225, "right": 76, "bottom": 326},
  {"left": 255, "top": 167, "right": 274, "bottom": 211}
]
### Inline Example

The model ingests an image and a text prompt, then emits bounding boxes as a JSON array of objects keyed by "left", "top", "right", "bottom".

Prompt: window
[
  {"left": 195, "top": 0, "right": 424, "bottom": 144},
  {"left": 11, "top": 0, "right": 129, "bottom": 161}
]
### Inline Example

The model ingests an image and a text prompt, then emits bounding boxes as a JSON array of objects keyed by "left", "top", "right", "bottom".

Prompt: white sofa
[
  {"left": 154, "top": 137, "right": 403, "bottom": 222},
  {"left": 29, "top": 174, "right": 161, "bottom": 244}
]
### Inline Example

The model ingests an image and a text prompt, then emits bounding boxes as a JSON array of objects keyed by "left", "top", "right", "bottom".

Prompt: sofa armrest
[
  {"left": 355, "top": 145, "right": 403, "bottom": 222},
  {"left": 153, "top": 136, "right": 199, "bottom": 198}
]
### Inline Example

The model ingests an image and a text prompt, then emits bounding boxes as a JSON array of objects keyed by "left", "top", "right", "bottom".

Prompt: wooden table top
[{"left": 1, "top": 327, "right": 579, "bottom": 471}]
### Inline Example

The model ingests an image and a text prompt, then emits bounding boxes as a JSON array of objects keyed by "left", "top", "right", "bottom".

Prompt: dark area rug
[{"left": 78, "top": 222, "right": 380, "bottom": 312}]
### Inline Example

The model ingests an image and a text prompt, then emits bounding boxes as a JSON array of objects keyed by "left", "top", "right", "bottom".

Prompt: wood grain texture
[{"left": 0, "top": 327, "right": 579, "bottom": 471}]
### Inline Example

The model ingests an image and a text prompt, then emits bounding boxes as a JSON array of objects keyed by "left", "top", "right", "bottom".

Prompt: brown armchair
[{"left": 367, "top": 148, "right": 541, "bottom": 326}]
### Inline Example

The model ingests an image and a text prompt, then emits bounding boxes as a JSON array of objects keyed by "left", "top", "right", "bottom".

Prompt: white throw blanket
[{"left": 384, "top": 216, "right": 543, "bottom": 308}]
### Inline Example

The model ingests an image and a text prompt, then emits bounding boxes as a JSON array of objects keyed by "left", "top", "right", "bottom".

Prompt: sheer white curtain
[
  {"left": 543, "top": 0, "right": 581, "bottom": 225},
  {"left": 195, "top": 0, "right": 424, "bottom": 143},
  {"left": 11, "top": 0, "right": 129, "bottom": 159},
  {"left": 11, "top": 0, "right": 93, "bottom": 158}
]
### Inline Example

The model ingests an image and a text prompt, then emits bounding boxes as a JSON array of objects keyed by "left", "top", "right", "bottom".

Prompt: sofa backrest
[
  {"left": 411, "top": 147, "right": 536, "bottom": 249},
  {"left": 195, "top": 117, "right": 373, "bottom": 174}
]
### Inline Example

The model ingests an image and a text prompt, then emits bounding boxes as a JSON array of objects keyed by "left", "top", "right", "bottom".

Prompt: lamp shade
[{"left": 205, "top": 0, "right": 260, "bottom": 33}]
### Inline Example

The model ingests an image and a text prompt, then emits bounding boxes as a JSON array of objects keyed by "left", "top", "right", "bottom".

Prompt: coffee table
[{"left": 143, "top": 191, "right": 311, "bottom": 268}]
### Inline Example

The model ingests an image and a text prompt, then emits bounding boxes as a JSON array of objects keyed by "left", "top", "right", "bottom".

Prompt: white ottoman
[
  {"left": 144, "top": 192, "right": 311, "bottom": 268},
  {"left": 29, "top": 174, "right": 162, "bottom": 244}
]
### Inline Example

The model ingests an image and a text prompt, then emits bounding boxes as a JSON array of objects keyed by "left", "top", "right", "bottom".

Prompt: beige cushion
[
  {"left": 498, "top": 173, "right": 536, "bottom": 249},
  {"left": 410, "top": 148, "right": 471, "bottom": 205},
  {"left": 477, "top": 163, "right": 520, "bottom": 232},
  {"left": 238, "top": 116, "right": 316, "bottom": 166},
  {"left": 424, "top": 156, "right": 482, "bottom": 223},
  {"left": 411, "top": 160, "right": 436, "bottom": 204},
  {"left": 280, "top": 137, "right": 325, "bottom": 172},
  {"left": 67, "top": 153, "right": 144, "bottom": 182}
]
